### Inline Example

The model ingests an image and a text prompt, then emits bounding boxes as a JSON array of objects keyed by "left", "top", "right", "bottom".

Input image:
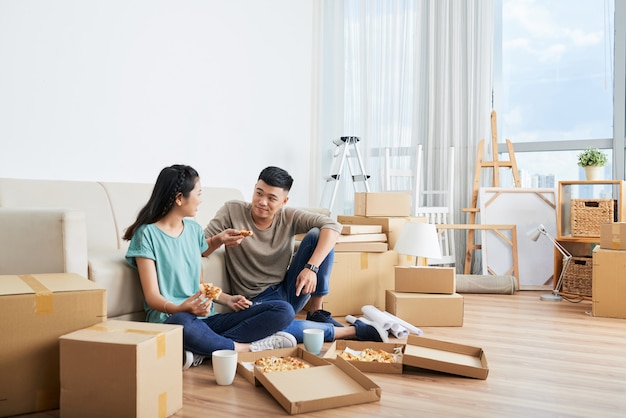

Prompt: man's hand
[
  {"left": 220, "top": 228, "right": 251, "bottom": 247},
  {"left": 296, "top": 268, "right": 317, "bottom": 296}
]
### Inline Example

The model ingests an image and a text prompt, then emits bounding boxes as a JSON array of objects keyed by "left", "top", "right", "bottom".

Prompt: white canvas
[{"left": 479, "top": 188, "right": 557, "bottom": 289}]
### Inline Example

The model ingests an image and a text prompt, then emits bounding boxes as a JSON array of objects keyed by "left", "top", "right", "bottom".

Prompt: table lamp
[
  {"left": 394, "top": 222, "right": 442, "bottom": 266},
  {"left": 527, "top": 224, "right": 572, "bottom": 301}
]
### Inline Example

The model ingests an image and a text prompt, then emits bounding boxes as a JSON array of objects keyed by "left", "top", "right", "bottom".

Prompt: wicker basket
[
  {"left": 570, "top": 199, "right": 615, "bottom": 237},
  {"left": 561, "top": 256, "right": 592, "bottom": 297}
]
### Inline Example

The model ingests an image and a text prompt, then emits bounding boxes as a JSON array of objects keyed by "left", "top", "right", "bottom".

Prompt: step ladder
[{"left": 320, "top": 136, "right": 371, "bottom": 214}]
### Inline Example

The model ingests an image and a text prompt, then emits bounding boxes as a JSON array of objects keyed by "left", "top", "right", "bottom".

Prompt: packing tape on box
[
  {"left": 89, "top": 325, "right": 167, "bottom": 358},
  {"left": 360, "top": 252, "right": 369, "bottom": 269},
  {"left": 159, "top": 392, "right": 167, "bottom": 418},
  {"left": 19, "top": 274, "right": 53, "bottom": 316}
]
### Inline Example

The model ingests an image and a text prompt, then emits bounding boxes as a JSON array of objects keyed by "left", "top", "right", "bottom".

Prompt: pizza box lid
[
  {"left": 402, "top": 335, "right": 489, "bottom": 380},
  {"left": 323, "top": 340, "right": 404, "bottom": 374},
  {"left": 252, "top": 348, "right": 381, "bottom": 415}
]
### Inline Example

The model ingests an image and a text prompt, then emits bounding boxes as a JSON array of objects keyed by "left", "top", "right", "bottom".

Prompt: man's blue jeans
[{"left": 252, "top": 228, "right": 337, "bottom": 343}]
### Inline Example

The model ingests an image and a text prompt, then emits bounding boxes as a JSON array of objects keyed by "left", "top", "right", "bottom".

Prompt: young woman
[{"left": 124, "top": 164, "right": 297, "bottom": 369}]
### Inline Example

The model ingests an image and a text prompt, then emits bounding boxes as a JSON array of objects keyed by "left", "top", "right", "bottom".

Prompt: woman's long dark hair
[{"left": 123, "top": 164, "right": 199, "bottom": 241}]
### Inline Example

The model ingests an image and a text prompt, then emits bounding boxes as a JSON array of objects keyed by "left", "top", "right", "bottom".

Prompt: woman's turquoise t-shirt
[{"left": 125, "top": 218, "right": 210, "bottom": 323}]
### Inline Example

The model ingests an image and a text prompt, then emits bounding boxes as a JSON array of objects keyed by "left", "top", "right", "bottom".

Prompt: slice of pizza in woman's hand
[{"left": 200, "top": 282, "right": 222, "bottom": 300}]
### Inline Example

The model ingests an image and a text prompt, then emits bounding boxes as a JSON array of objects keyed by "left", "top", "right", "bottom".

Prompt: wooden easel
[{"left": 462, "top": 111, "right": 521, "bottom": 274}]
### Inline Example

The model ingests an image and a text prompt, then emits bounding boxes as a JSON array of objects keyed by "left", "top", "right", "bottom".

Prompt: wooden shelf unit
[{"left": 554, "top": 180, "right": 626, "bottom": 299}]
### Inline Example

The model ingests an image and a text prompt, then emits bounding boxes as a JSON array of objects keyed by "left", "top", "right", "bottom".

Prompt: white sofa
[{"left": 0, "top": 178, "right": 244, "bottom": 321}]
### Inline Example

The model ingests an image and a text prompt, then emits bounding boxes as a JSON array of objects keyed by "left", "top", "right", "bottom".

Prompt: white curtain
[{"left": 313, "top": 0, "right": 494, "bottom": 271}]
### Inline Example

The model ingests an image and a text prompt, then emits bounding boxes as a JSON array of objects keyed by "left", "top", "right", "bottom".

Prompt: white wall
[{"left": 0, "top": 0, "right": 315, "bottom": 206}]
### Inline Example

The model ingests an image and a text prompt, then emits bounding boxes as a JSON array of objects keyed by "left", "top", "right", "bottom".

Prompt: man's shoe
[
  {"left": 307, "top": 309, "right": 344, "bottom": 327},
  {"left": 250, "top": 331, "right": 297, "bottom": 352},
  {"left": 352, "top": 317, "right": 389, "bottom": 343},
  {"left": 183, "top": 350, "right": 206, "bottom": 370}
]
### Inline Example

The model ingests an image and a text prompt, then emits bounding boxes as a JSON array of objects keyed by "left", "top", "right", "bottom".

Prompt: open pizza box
[
  {"left": 323, "top": 340, "right": 405, "bottom": 374},
  {"left": 402, "top": 335, "right": 489, "bottom": 380},
  {"left": 238, "top": 347, "right": 381, "bottom": 415},
  {"left": 237, "top": 347, "right": 305, "bottom": 385}
]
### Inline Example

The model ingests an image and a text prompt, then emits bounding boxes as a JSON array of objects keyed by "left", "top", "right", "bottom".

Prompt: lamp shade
[
  {"left": 526, "top": 224, "right": 545, "bottom": 242},
  {"left": 394, "top": 222, "right": 442, "bottom": 259}
]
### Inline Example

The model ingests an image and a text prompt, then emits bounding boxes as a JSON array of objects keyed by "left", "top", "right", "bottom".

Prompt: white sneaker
[
  {"left": 249, "top": 331, "right": 297, "bottom": 352},
  {"left": 183, "top": 350, "right": 206, "bottom": 370}
]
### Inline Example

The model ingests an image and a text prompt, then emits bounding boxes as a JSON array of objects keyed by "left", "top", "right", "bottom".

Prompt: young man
[{"left": 202, "top": 166, "right": 387, "bottom": 343}]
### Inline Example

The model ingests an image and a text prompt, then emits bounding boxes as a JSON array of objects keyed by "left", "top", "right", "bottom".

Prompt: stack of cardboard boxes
[
  {"left": 324, "top": 192, "right": 424, "bottom": 316},
  {"left": 386, "top": 266, "right": 463, "bottom": 327},
  {"left": 592, "top": 222, "right": 626, "bottom": 319},
  {"left": 0, "top": 273, "right": 184, "bottom": 417}
]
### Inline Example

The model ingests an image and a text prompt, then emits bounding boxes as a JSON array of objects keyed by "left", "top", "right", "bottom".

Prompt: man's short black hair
[{"left": 258, "top": 166, "right": 294, "bottom": 191}]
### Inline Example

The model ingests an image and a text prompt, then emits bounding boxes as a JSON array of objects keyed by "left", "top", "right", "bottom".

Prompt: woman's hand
[
  {"left": 224, "top": 294, "right": 253, "bottom": 312},
  {"left": 180, "top": 290, "right": 213, "bottom": 317}
]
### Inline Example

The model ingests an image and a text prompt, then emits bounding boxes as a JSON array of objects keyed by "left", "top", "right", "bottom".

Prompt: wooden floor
[{"left": 18, "top": 291, "right": 626, "bottom": 417}]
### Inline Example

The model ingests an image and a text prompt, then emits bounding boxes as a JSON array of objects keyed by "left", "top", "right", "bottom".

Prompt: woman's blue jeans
[{"left": 165, "top": 299, "right": 294, "bottom": 356}]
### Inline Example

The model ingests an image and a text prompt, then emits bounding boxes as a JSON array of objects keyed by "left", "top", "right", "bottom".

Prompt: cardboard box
[
  {"left": 337, "top": 215, "right": 426, "bottom": 249},
  {"left": 325, "top": 251, "right": 397, "bottom": 316},
  {"left": 323, "top": 340, "right": 404, "bottom": 374},
  {"left": 354, "top": 192, "right": 411, "bottom": 217},
  {"left": 600, "top": 222, "right": 626, "bottom": 250},
  {"left": 402, "top": 335, "right": 489, "bottom": 380},
  {"left": 337, "top": 232, "right": 387, "bottom": 243},
  {"left": 249, "top": 347, "right": 381, "bottom": 415},
  {"left": 385, "top": 291, "right": 464, "bottom": 327},
  {"left": 592, "top": 247, "right": 626, "bottom": 318},
  {"left": 395, "top": 266, "right": 456, "bottom": 294},
  {"left": 341, "top": 224, "right": 383, "bottom": 235},
  {"left": 0, "top": 273, "right": 106, "bottom": 417},
  {"left": 59, "top": 320, "right": 183, "bottom": 418},
  {"left": 334, "top": 242, "right": 389, "bottom": 253}
]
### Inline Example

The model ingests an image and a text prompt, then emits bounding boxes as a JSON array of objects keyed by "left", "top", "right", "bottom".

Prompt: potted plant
[{"left": 577, "top": 147, "right": 608, "bottom": 180}]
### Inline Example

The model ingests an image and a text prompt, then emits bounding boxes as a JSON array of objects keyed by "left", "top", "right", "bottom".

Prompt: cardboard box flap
[
  {"left": 59, "top": 320, "right": 181, "bottom": 345},
  {"left": 403, "top": 335, "right": 488, "bottom": 380},
  {"left": 0, "top": 273, "right": 104, "bottom": 296}
]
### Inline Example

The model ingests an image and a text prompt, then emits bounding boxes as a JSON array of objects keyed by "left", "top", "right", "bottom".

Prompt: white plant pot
[{"left": 584, "top": 165, "right": 603, "bottom": 180}]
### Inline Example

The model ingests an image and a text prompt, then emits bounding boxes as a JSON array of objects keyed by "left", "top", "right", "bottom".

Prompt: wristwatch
[{"left": 304, "top": 263, "right": 319, "bottom": 274}]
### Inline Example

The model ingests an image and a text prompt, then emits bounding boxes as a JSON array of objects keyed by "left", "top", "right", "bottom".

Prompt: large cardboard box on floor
[
  {"left": 354, "top": 192, "right": 411, "bottom": 217},
  {"left": 337, "top": 215, "right": 427, "bottom": 249},
  {"left": 0, "top": 273, "right": 106, "bottom": 417},
  {"left": 403, "top": 335, "right": 489, "bottom": 380},
  {"left": 592, "top": 247, "right": 626, "bottom": 318},
  {"left": 385, "top": 291, "right": 464, "bottom": 326},
  {"left": 324, "top": 251, "right": 397, "bottom": 316},
  {"left": 249, "top": 347, "right": 381, "bottom": 415},
  {"left": 59, "top": 320, "right": 183, "bottom": 418},
  {"left": 600, "top": 222, "right": 626, "bottom": 250},
  {"left": 395, "top": 266, "right": 456, "bottom": 294}
]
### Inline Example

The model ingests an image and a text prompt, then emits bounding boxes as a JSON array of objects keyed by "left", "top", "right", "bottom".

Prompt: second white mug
[{"left": 302, "top": 328, "right": 324, "bottom": 355}]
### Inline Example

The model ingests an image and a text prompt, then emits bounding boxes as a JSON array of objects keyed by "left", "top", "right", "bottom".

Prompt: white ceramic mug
[
  {"left": 212, "top": 349, "right": 238, "bottom": 385},
  {"left": 302, "top": 328, "right": 324, "bottom": 355}
]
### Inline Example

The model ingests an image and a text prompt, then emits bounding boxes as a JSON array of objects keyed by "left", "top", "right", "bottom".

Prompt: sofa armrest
[{"left": 0, "top": 208, "right": 88, "bottom": 278}]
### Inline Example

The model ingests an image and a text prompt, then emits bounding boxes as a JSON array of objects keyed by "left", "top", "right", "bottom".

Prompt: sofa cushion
[
  {"left": 0, "top": 178, "right": 118, "bottom": 251},
  {"left": 0, "top": 208, "right": 89, "bottom": 278},
  {"left": 88, "top": 249, "right": 146, "bottom": 320}
]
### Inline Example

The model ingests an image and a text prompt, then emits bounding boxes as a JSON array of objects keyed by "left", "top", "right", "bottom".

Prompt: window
[{"left": 495, "top": 0, "right": 618, "bottom": 185}]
